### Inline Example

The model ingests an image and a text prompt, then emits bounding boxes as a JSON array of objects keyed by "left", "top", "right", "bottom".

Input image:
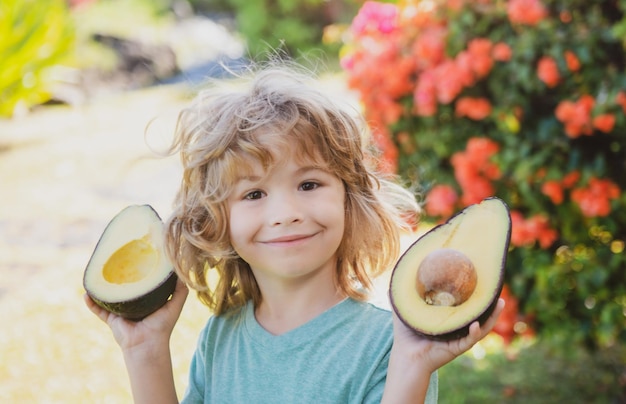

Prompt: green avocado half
[
  {"left": 83, "top": 205, "right": 177, "bottom": 321},
  {"left": 389, "top": 197, "right": 511, "bottom": 340}
]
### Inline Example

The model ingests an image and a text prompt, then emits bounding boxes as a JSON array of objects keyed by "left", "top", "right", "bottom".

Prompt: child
[{"left": 85, "top": 61, "right": 503, "bottom": 403}]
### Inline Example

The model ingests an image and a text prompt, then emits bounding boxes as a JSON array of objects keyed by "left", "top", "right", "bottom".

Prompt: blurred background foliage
[
  {"left": 341, "top": 0, "right": 626, "bottom": 353},
  {"left": 188, "top": 0, "right": 360, "bottom": 59},
  {"left": 2, "top": 0, "right": 625, "bottom": 401},
  {"left": 0, "top": 0, "right": 359, "bottom": 117},
  {"left": 0, "top": 0, "right": 75, "bottom": 116}
]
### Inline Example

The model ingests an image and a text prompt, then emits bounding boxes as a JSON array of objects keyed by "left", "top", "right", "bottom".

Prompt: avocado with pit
[
  {"left": 389, "top": 197, "right": 511, "bottom": 340},
  {"left": 83, "top": 205, "right": 177, "bottom": 321}
]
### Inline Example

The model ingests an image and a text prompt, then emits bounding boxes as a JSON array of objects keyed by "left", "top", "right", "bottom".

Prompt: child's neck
[{"left": 254, "top": 284, "right": 345, "bottom": 336}]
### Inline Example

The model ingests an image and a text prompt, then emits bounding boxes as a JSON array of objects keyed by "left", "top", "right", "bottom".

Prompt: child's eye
[
  {"left": 300, "top": 181, "right": 319, "bottom": 191},
  {"left": 244, "top": 190, "right": 264, "bottom": 200}
]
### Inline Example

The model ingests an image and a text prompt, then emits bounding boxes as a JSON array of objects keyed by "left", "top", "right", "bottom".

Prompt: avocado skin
[
  {"left": 390, "top": 197, "right": 511, "bottom": 341},
  {"left": 88, "top": 271, "right": 177, "bottom": 321}
]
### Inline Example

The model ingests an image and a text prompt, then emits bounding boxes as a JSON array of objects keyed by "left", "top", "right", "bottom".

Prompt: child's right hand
[{"left": 84, "top": 279, "right": 189, "bottom": 352}]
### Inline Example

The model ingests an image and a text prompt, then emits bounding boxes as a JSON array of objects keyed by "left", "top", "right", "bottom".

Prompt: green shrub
[
  {"left": 439, "top": 341, "right": 625, "bottom": 403},
  {"left": 203, "top": 0, "right": 360, "bottom": 62},
  {"left": 341, "top": 0, "right": 626, "bottom": 350},
  {"left": 0, "top": 0, "right": 74, "bottom": 117}
]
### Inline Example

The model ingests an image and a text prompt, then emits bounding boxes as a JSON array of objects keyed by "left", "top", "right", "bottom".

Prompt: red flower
[
  {"left": 467, "top": 38, "right": 494, "bottom": 79},
  {"left": 446, "top": 0, "right": 466, "bottom": 12},
  {"left": 537, "top": 56, "right": 560, "bottom": 88},
  {"left": 455, "top": 97, "right": 492, "bottom": 120},
  {"left": 425, "top": 185, "right": 458, "bottom": 217},
  {"left": 411, "top": 26, "right": 447, "bottom": 69},
  {"left": 451, "top": 138, "right": 501, "bottom": 205},
  {"left": 492, "top": 42, "right": 513, "bottom": 62},
  {"left": 541, "top": 180, "right": 564, "bottom": 205},
  {"left": 452, "top": 51, "right": 479, "bottom": 88},
  {"left": 507, "top": 0, "right": 548, "bottom": 26},
  {"left": 510, "top": 211, "right": 558, "bottom": 249},
  {"left": 561, "top": 170, "right": 580, "bottom": 188},
  {"left": 413, "top": 71, "right": 438, "bottom": 116},
  {"left": 526, "top": 215, "right": 559, "bottom": 248},
  {"left": 492, "top": 284, "right": 519, "bottom": 345},
  {"left": 510, "top": 211, "right": 534, "bottom": 247},
  {"left": 564, "top": 50, "right": 581, "bottom": 72},
  {"left": 593, "top": 114, "right": 616, "bottom": 133},
  {"left": 571, "top": 177, "right": 620, "bottom": 217},
  {"left": 371, "top": 126, "right": 399, "bottom": 174},
  {"left": 433, "top": 60, "right": 466, "bottom": 104},
  {"left": 555, "top": 95, "right": 595, "bottom": 138},
  {"left": 616, "top": 91, "right": 626, "bottom": 114}
]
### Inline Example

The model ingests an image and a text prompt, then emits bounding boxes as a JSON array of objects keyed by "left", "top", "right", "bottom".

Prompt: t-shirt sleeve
[
  {"left": 180, "top": 320, "right": 211, "bottom": 404},
  {"left": 362, "top": 347, "right": 390, "bottom": 404}
]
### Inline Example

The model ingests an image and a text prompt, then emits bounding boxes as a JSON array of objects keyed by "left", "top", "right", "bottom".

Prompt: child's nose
[{"left": 269, "top": 193, "right": 303, "bottom": 225}]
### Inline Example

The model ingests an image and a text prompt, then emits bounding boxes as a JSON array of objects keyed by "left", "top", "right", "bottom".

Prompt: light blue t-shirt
[{"left": 182, "top": 298, "right": 438, "bottom": 403}]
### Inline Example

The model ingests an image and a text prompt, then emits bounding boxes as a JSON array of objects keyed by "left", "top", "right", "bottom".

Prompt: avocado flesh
[
  {"left": 390, "top": 197, "right": 511, "bottom": 340},
  {"left": 84, "top": 205, "right": 177, "bottom": 321},
  {"left": 102, "top": 236, "right": 157, "bottom": 284}
]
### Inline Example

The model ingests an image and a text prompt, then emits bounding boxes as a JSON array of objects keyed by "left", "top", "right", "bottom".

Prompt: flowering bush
[{"left": 341, "top": 0, "right": 626, "bottom": 349}]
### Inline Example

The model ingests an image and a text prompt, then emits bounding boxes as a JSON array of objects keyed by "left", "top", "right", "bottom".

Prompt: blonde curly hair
[{"left": 164, "top": 62, "right": 419, "bottom": 315}]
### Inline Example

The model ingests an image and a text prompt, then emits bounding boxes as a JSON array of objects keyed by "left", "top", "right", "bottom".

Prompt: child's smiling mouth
[{"left": 262, "top": 233, "right": 318, "bottom": 246}]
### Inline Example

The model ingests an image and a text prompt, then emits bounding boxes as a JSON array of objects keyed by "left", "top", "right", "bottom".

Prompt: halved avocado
[
  {"left": 390, "top": 197, "right": 511, "bottom": 340},
  {"left": 83, "top": 205, "right": 177, "bottom": 321}
]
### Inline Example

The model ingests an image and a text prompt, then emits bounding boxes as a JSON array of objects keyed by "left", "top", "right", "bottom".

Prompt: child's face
[{"left": 227, "top": 153, "right": 346, "bottom": 287}]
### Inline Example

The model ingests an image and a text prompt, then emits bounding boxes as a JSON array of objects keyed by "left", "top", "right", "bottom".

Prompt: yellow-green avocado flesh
[
  {"left": 390, "top": 197, "right": 511, "bottom": 340},
  {"left": 83, "top": 205, "right": 177, "bottom": 321}
]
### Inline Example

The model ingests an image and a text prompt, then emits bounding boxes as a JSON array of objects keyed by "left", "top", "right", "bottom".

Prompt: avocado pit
[{"left": 416, "top": 248, "right": 477, "bottom": 306}]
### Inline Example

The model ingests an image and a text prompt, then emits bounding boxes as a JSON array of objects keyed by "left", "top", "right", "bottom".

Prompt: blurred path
[
  {"left": 0, "top": 85, "right": 188, "bottom": 300},
  {"left": 0, "top": 84, "right": 197, "bottom": 402}
]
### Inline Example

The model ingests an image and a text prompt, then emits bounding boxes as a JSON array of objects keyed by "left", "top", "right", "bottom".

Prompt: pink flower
[
  {"left": 351, "top": 1, "right": 399, "bottom": 36},
  {"left": 413, "top": 71, "right": 438, "bottom": 116},
  {"left": 433, "top": 60, "right": 465, "bottom": 104}
]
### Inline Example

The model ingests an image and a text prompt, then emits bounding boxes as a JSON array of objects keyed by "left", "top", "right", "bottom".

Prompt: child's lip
[{"left": 264, "top": 233, "right": 315, "bottom": 243}]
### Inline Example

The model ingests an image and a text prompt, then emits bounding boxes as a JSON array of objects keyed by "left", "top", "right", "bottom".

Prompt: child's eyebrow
[
  {"left": 232, "top": 164, "right": 331, "bottom": 184},
  {"left": 297, "top": 165, "right": 330, "bottom": 175},
  {"left": 233, "top": 174, "right": 263, "bottom": 183}
]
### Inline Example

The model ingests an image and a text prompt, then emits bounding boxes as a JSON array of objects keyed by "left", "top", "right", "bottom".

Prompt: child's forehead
[{"left": 233, "top": 147, "right": 328, "bottom": 176}]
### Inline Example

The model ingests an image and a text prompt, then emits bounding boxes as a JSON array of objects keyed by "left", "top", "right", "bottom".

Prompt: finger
[
  {"left": 458, "top": 298, "right": 506, "bottom": 353},
  {"left": 468, "top": 298, "right": 505, "bottom": 338},
  {"left": 83, "top": 293, "right": 113, "bottom": 324},
  {"left": 481, "top": 298, "right": 505, "bottom": 334},
  {"left": 167, "top": 278, "right": 189, "bottom": 312},
  {"left": 143, "top": 278, "right": 189, "bottom": 324}
]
